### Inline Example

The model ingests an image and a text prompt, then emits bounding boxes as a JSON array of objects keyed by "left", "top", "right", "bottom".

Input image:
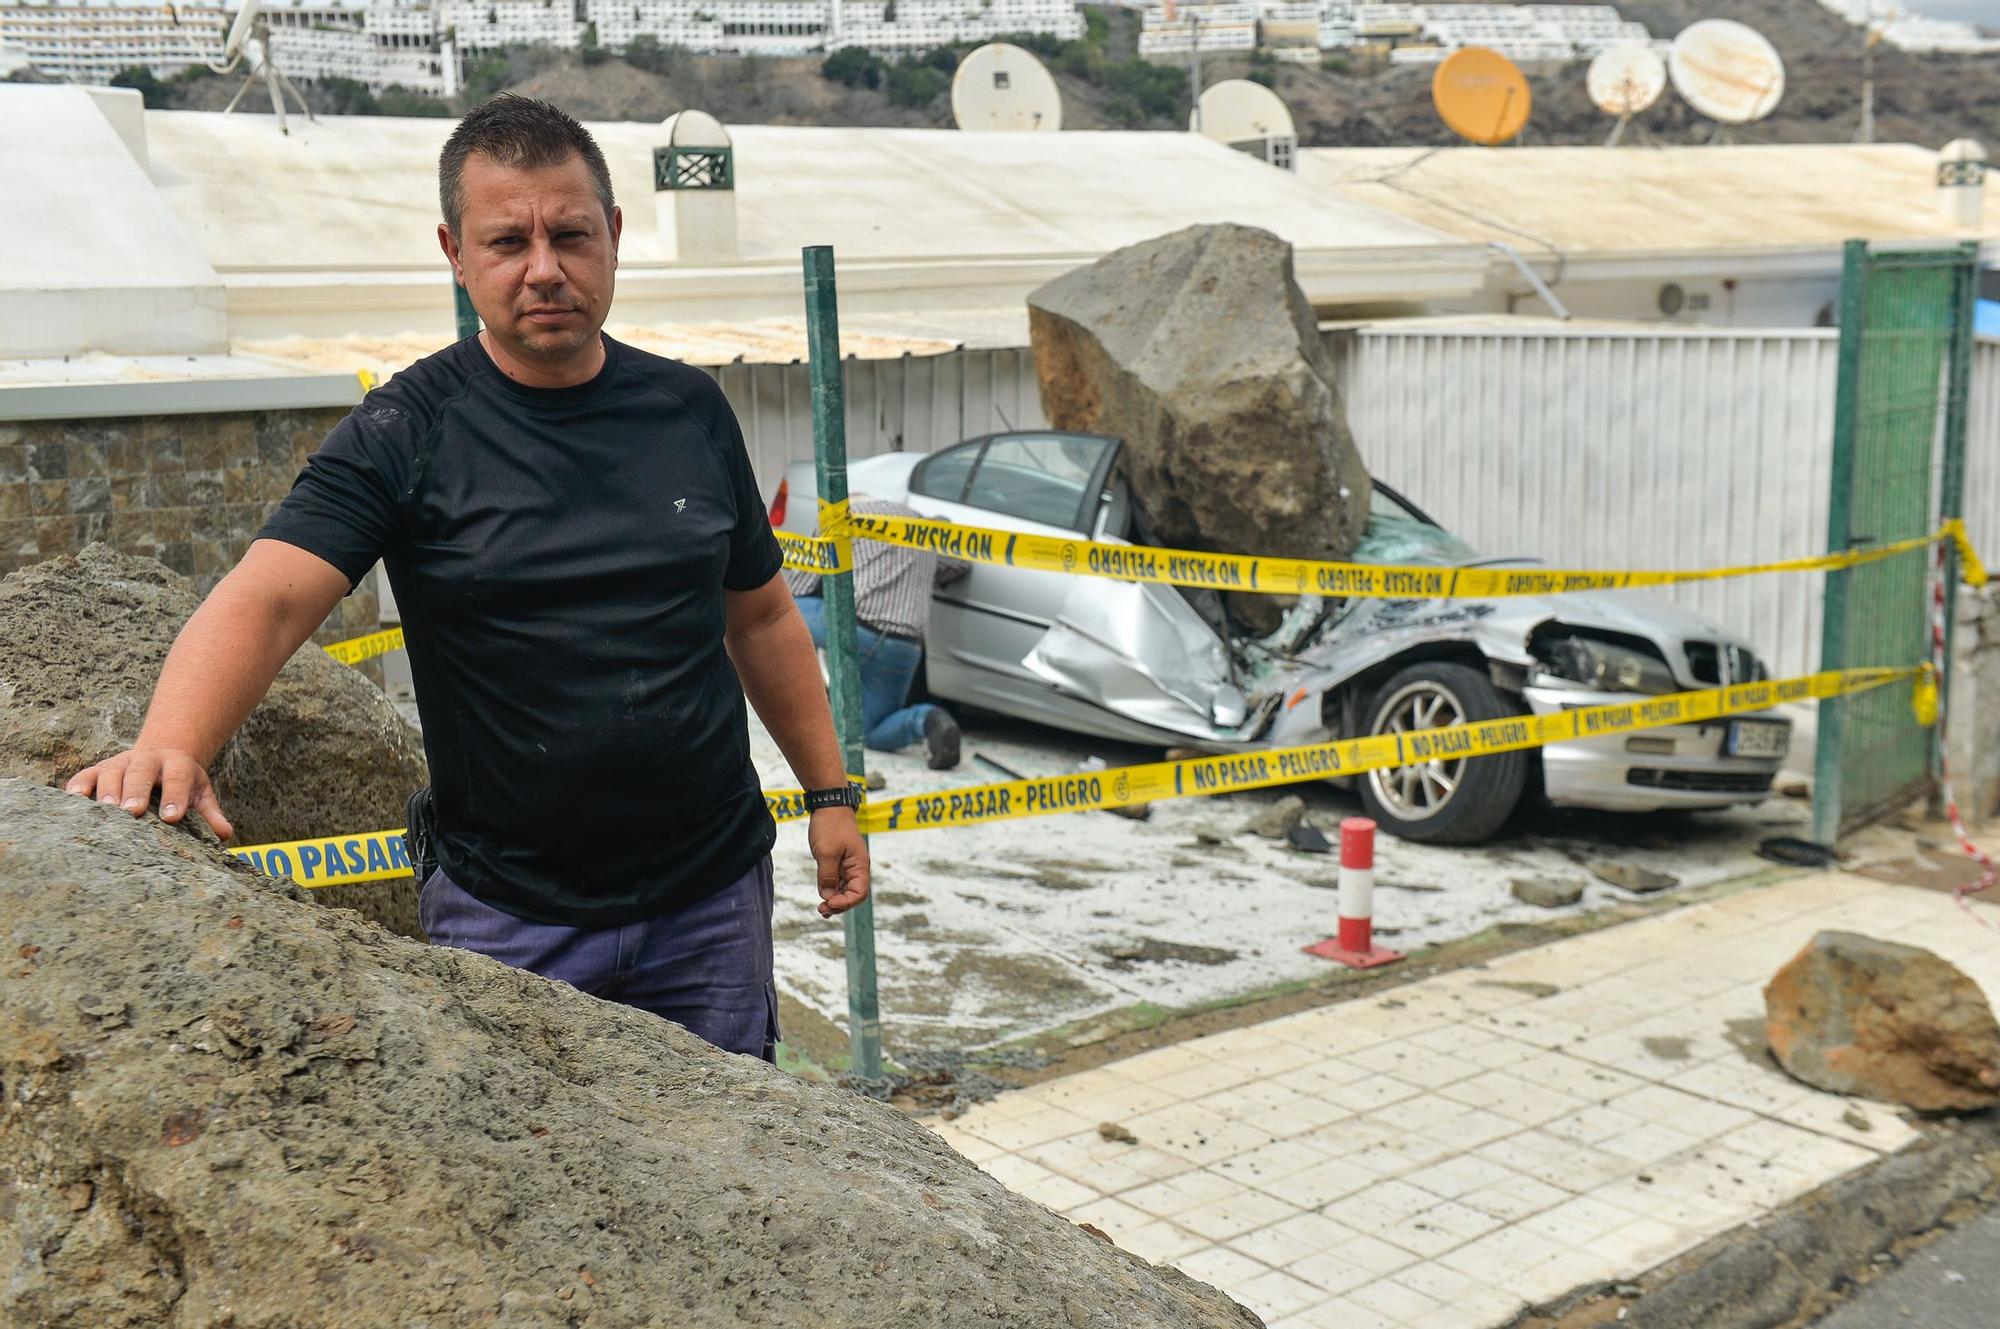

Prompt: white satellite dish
[
  {"left": 1669, "top": 19, "right": 1785, "bottom": 131},
  {"left": 218, "top": 0, "right": 259, "bottom": 68},
  {"left": 950, "top": 43, "right": 1062, "bottom": 133},
  {"left": 1191, "top": 79, "right": 1298, "bottom": 171},
  {"left": 209, "top": 0, "right": 315, "bottom": 136},
  {"left": 1586, "top": 42, "right": 1666, "bottom": 147}
]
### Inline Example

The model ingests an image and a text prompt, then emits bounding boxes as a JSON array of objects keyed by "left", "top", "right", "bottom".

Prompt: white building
[
  {"left": 1137, "top": 4, "right": 1258, "bottom": 59},
  {"left": 2, "top": 0, "right": 1086, "bottom": 88},
  {"left": 1133, "top": 1, "right": 1646, "bottom": 64}
]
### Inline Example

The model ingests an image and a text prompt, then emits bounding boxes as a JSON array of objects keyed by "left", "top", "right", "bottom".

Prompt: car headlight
[{"left": 1538, "top": 636, "right": 1679, "bottom": 696}]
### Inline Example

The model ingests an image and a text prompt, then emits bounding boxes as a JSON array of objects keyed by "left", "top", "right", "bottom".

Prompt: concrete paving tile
[
  {"left": 1772, "top": 1092, "right": 1920, "bottom": 1154},
  {"left": 1063, "top": 1195, "right": 1154, "bottom": 1239},
  {"left": 1154, "top": 1059, "right": 1259, "bottom": 1102},
  {"left": 1323, "top": 1229, "right": 1424, "bottom": 1278},
  {"left": 1445, "top": 1286, "right": 1531, "bottom": 1323},
  {"left": 1459, "top": 1175, "right": 1571, "bottom": 1222},
  {"left": 1116, "top": 1218, "right": 1209, "bottom": 1264},
  {"left": 1286, "top": 1249, "right": 1385, "bottom": 1297},
  {"left": 963, "top": 1104, "right": 1096, "bottom": 1151},
  {"left": 1414, "top": 1106, "right": 1518, "bottom": 1150},
  {"left": 1296, "top": 1116, "right": 1399, "bottom": 1158},
  {"left": 979, "top": 1153, "right": 1054, "bottom": 1191},
  {"left": 1258, "top": 1155, "right": 1379, "bottom": 1210},
  {"left": 1175, "top": 1188, "right": 1304, "bottom": 1243},
  {"left": 928, "top": 1122, "right": 1006, "bottom": 1164},
  {"left": 1231, "top": 1217, "right": 1348, "bottom": 1270},
  {"left": 1583, "top": 1214, "right": 1699, "bottom": 1269},
  {"left": 1437, "top": 1225, "right": 1567, "bottom": 1282},
  {"left": 1213, "top": 1138, "right": 1337, "bottom": 1191},
  {"left": 1349, "top": 1275, "right": 1444, "bottom": 1323},
  {"left": 1516, "top": 1194, "right": 1648, "bottom": 1248},
  {"left": 1173, "top": 1245, "right": 1271, "bottom": 1290},
  {"left": 1389, "top": 1261, "right": 1480, "bottom": 1303},
  {"left": 1594, "top": 1121, "right": 1707, "bottom": 1166},
  {"left": 1234, "top": 1268, "right": 1328, "bottom": 1322},
  {"left": 1400, "top": 1153, "right": 1524, "bottom": 1201},
  {"left": 1375, "top": 1207, "right": 1487, "bottom": 1259},
  {"left": 1323, "top": 1180, "right": 1443, "bottom": 1232},
  {"left": 1017, "top": 1172, "right": 1101, "bottom": 1212},
  {"left": 1285, "top": 1299, "right": 1400, "bottom": 1329},
  {"left": 1324, "top": 1074, "right": 1426, "bottom": 1112}
]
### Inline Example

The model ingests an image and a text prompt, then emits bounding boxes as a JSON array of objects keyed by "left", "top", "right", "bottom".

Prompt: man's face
[{"left": 441, "top": 151, "right": 622, "bottom": 365}]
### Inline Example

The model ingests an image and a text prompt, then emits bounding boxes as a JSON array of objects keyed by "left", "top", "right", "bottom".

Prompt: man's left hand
[{"left": 808, "top": 808, "right": 870, "bottom": 918}]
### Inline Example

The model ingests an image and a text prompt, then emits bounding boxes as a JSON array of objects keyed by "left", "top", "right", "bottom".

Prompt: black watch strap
[{"left": 803, "top": 784, "right": 864, "bottom": 812}]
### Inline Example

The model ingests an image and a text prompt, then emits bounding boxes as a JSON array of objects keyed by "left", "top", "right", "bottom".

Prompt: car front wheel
[{"left": 1357, "top": 661, "right": 1529, "bottom": 845}]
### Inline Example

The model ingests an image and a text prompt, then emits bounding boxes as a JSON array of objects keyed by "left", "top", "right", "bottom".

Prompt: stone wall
[
  {"left": 0, "top": 409, "right": 379, "bottom": 666},
  {"left": 1950, "top": 584, "right": 2000, "bottom": 827}
]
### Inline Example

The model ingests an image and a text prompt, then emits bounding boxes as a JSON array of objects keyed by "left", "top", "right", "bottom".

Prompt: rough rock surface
[
  {"left": 1589, "top": 860, "right": 1679, "bottom": 895},
  {"left": 1510, "top": 876, "right": 1585, "bottom": 909},
  {"left": 0, "top": 779, "right": 1259, "bottom": 1329},
  {"left": 0, "top": 546, "right": 428, "bottom": 938},
  {"left": 1241, "top": 794, "right": 1306, "bottom": 840},
  {"left": 1764, "top": 930, "right": 2000, "bottom": 1112},
  {"left": 1027, "top": 224, "right": 1371, "bottom": 628}
]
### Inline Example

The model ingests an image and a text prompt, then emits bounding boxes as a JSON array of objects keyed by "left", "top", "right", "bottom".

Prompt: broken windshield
[{"left": 1353, "top": 487, "right": 1481, "bottom": 567}]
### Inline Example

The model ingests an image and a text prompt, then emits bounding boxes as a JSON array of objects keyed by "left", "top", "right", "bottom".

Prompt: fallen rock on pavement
[
  {"left": 1242, "top": 794, "right": 1306, "bottom": 839},
  {"left": 1511, "top": 876, "right": 1585, "bottom": 909},
  {"left": 0, "top": 546, "right": 428, "bottom": 938},
  {"left": 1028, "top": 223, "right": 1371, "bottom": 630},
  {"left": 1589, "top": 860, "right": 1679, "bottom": 894},
  {"left": 0, "top": 779, "right": 1259, "bottom": 1329},
  {"left": 1764, "top": 930, "right": 2000, "bottom": 1112}
]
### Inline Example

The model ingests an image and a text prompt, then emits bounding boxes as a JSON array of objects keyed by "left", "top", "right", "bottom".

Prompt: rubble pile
[
  {"left": 1027, "top": 223, "right": 1372, "bottom": 629},
  {"left": 0, "top": 546, "right": 428, "bottom": 937},
  {"left": 0, "top": 780, "right": 1260, "bottom": 1328}
]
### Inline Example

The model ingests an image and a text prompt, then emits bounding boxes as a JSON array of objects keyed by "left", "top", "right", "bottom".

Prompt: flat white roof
[
  {"left": 136, "top": 111, "right": 1488, "bottom": 339},
  {"left": 1299, "top": 143, "right": 2000, "bottom": 264}
]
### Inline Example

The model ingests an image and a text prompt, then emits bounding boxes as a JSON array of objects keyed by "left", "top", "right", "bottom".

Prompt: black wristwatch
[{"left": 803, "top": 784, "right": 864, "bottom": 813}]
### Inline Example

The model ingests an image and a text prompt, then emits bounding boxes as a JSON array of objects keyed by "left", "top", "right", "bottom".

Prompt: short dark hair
[{"left": 438, "top": 94, "right": 616, "bottom": 238}]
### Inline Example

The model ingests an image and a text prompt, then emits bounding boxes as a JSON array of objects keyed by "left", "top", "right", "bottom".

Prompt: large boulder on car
[
  {"left": 0, "top": 779, "right": 1260, "bottom": 1329},
  {"left": 1764, "top": 930, "right": 2000, "bottom": 1112},
  {"left": 0, "top": 546, "right": 427, "bottom": 939},
  {"left": 1028, "top": 223, "right": 1372, "bottom": 628}
]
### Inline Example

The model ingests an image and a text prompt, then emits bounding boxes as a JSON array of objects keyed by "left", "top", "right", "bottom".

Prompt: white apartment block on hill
[
  {"left": 1135, "top": 1, "right": 1648, "bottom": 64},
  {"left": 1, "top": 0, "right": 1085, "bottom": 89}
]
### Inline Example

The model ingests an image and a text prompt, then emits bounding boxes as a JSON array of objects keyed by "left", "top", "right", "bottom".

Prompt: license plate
[{"left": 1727, "top": 720, "right": 1790, "bottom": 758}]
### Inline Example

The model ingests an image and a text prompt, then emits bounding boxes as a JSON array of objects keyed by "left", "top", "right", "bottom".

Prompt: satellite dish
[
  {"left": 219, "top": 0, "right": 259, "bottom": 68},
  {"left": 1191, "top": 79, "right": 1295, "bottom": 143},
  {"left": 1587, "top": 42, "right": 1665, "bottom": 146},
  {"left": 1669, "top": 19, "right": 1785, "bottom": 126},
  {"left": 1191, "top": 79, "right": 1298, "bottom": 169},
  {"left": 950, "top": 43, "right": 1062, "bottom": 133},
  {"left": 1432, "top": 47, "right": 1532, "bottom": 146}
]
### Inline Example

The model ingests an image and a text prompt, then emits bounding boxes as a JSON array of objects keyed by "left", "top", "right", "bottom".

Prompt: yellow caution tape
[
  {"left": 233, "top": 666, "right": 1917, "bottom": 888},
  {"left": 236, "top": 782, "right": 869, "bottom": 888},
  {"left": 321, "top": 626, "right": 404, "bottom": 667},
  {"left": 775, "top": 528, "right": 850, "bottom": 575},
  {"left": 849, "top": 666, "right": 1913, "bottom": 834},
  {"left": 778, "top": 513, "right": 1981, "bottom": 601},
  {"left": 1944, "top": 517, "right": 1989, "bottom": 588},
  {"left": 357, "top": 368, "right": 379, "bottom": 393}
]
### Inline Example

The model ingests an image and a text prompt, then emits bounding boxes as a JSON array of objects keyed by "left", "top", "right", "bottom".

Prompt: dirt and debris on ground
[
  {"left": 0, "top": 779, "right": 1259, "bottom": 1328},
  {"left": 0, "top": 547, "right": 428, "bottom": 937}
]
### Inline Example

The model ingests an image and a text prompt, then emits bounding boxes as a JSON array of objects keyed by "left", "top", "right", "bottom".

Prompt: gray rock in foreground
[
  {"left": 1510, "top": 876, "right": 1585, "bottom": 909},
  {"left": 0, "top": 779, "right": 1261, "bottom": 1329},
  {"left": 0, "top": 546, "right": 427, "bottom": 937},
  {"left": 1027, "top": 224, "right": 1371, "bottom": 630}
]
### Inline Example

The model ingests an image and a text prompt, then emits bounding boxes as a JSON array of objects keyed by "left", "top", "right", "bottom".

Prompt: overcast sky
[{"left": 1912, "top": 0, "right": 2000, "bottom": 23}]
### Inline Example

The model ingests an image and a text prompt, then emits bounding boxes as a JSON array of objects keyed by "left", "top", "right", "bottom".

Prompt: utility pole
[
  {"left": 1189, "top": 9, "right": 1203, "bottom": 131},
  {"left": 1857, "top": 25, "right": 1880, "bottom": 144}
]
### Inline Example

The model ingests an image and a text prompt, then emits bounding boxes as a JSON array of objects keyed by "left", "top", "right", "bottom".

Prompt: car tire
[{"left": 1357, "top": 661, "right": 1529, "bottom": 846}]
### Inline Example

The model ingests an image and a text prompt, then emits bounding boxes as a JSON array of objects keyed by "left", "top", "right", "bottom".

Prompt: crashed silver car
[{"left": 775, "top": 431, "right": 1791, "bottom": 844}]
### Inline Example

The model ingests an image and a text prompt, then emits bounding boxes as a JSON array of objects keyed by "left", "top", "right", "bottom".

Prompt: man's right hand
[{"left": 66, "top": 748, "right": 234, "bottom": 840}]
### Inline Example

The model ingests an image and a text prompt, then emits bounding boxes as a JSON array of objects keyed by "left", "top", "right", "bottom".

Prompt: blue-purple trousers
[{"left": 419, "top": 856, "right": 780, "bottom": 1063}]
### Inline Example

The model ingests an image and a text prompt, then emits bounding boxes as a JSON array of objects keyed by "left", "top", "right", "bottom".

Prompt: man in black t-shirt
[{"left": 64, "top": 96, "right": 869, "bottom": 1062}]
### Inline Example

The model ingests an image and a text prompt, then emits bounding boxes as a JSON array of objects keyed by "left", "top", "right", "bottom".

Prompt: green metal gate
[{"left": 1813, "top": 240, "right": 1979, "bottom": 843}]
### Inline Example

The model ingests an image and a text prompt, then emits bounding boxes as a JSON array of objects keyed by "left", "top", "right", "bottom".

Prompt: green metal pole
[
  {"left": 1813, "top": 239, "right": 1869, "bottom": 847},
  {"left": 454, "top": 280, "right": 480, "bottom": 341},
  {"left": 802, "top": 245, "right": 883, "bottom": 1084},
  {"left": 1932, "top": 241, "right": 1979, "bottom": 802}
]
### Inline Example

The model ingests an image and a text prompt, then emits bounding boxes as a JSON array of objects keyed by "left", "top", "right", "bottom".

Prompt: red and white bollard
[{"left": 1303, "top": 817, "right": 1405, "bottom": 969}]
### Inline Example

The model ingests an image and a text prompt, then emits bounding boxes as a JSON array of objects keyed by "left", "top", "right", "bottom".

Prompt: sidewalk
[{"left": 926, "top": 872, "right": 2000, "bottom": 1329}]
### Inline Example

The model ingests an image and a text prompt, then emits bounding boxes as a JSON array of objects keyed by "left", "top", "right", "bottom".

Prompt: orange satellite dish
[{"left": 1432, "top": 47, "right": 1532, "bottom": 145}]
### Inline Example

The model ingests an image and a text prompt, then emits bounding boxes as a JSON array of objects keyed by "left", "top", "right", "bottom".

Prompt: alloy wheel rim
[{"left": 1366, "top": 680, "right": 1467, "bottom": 821}]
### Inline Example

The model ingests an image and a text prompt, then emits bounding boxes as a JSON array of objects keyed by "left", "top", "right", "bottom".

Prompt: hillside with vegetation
[{"left": 82, "top": 0, "right": 2000, "bottom": 148}]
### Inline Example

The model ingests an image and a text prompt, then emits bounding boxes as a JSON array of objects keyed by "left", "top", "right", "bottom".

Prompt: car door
[{"left": 905, "top": 432, "right": 1118, "bottom": 711}]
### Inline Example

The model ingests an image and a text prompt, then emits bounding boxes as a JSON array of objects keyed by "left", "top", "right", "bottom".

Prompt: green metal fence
[{"left": 1813, "top": 240, "right": 1979, "bottom": 843}]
